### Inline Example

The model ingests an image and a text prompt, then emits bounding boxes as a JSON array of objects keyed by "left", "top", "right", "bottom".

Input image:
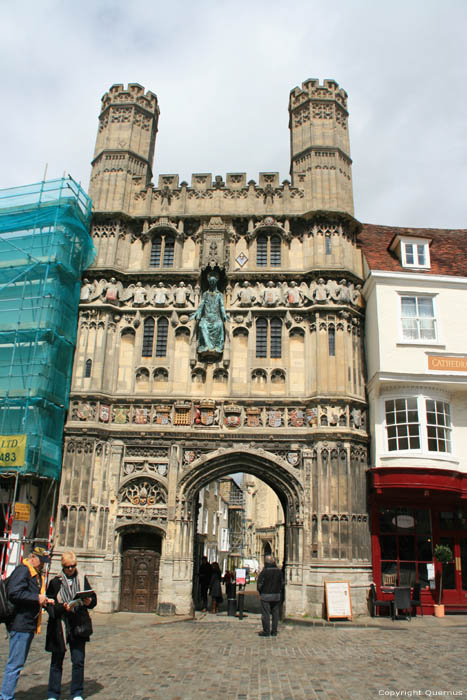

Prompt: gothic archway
[{"left": 166, "top": 447, "right": 305, "bottom": 616}]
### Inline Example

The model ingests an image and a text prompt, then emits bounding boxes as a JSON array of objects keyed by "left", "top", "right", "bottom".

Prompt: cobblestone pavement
[{"left": 1, "top": 610, "right": 466, "bottom": 700}]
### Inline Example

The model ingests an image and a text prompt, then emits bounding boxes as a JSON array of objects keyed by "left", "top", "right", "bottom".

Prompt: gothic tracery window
[
  {"left": 256, "top": 233, "right": 281, "bottom": 267},
  {"left": 150, "top": 232, "right": 175, "bottom": 267},
  {"left": 142, "top": 317, "right": 155, "bottom": 357},
  {"left": 155, "top": 317, "right": 168, "bottom": 357},
  {"left": 255, "top": 317, "right": 282, "bottom": 358}
]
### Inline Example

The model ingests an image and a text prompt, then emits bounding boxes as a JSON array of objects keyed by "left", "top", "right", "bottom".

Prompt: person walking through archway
[
  {"left": 257, "top": 555, "right": 284, "bottom": 637},
  {"left": 208, "top": 562, "right": 223, "bottom": 614},
  {"left": 198, "top": 556, "right": 212, "bottom": 612}
]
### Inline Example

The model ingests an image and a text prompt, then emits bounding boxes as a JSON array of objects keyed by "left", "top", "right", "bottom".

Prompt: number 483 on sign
[{"left": 0, "top": 435, "right": 26, "bottom": 468}]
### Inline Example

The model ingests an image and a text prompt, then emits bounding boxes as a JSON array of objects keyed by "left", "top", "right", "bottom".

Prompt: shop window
[
  {"left": 385, "top": 397, "right": 451, "bottom": 454},
  {"left": 256, "top": 233, "right": 281, "bottom": 267},
  {"left": 400, "top": 295, "right": 436, "bottom": 341},
  {"left": 426, "top": 400, "right": 451, "bottom": 452},
  {"left": 378, "top": 507, "right": 433, "bottom": 587}
]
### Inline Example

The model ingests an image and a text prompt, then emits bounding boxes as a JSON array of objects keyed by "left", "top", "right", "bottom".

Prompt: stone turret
[
  {"left": 89, "top": 83, "right": 159, "bottom": 212},
  {"left": 288, "top": 79, "right": 354, "bottom": 216}
]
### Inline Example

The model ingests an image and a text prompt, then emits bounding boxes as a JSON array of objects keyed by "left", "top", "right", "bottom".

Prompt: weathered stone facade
[{"left": 55, "top": 79, "right": 371, "bottom": 616}]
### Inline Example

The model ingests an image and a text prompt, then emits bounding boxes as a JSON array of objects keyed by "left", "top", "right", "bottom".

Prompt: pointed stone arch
[{"left": 177, "top": 446, "right": 304, "bottom": 524}]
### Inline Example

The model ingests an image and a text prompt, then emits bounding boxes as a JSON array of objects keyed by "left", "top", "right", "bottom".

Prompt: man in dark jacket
[
  {"left": 256, "top": 555, "right": 284, "bottom": 637},
  {"left": 0, "top": 546, "right": 53, "bottom": 700}
]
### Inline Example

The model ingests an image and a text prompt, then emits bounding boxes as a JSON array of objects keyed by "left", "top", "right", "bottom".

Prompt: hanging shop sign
[{"left": 0, "top": 435, "right": 27, "bottom": 469}]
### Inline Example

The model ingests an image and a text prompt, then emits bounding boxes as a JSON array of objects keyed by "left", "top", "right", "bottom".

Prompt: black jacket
[
  {"left": 7, "top": 562, "right": 43, "bottom": 633},
  {"left": 257, "top": 563, "right": 283, "bottom": 602},
  {"left": 45, "top": 574, "right": 97, "bottom": 653}
]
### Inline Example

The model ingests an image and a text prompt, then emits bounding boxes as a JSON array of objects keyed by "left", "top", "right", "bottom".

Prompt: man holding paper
[{"left": 45, "top": 551, "right": 97, "bottom": 700}]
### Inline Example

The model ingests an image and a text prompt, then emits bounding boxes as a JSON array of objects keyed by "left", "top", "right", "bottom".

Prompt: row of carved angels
[
  {"left": 81, "top": 277, "right": 363, "bottom": 309},
  {"left": 80, "top": 278, "right": 198, "bottom": 307},
  {"left": 230, "top": 278, "right": 363, "bottom": 308}
]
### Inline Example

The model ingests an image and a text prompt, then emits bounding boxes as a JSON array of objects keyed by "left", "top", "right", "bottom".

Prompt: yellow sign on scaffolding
[
  {"left": 14, "top": 503, "right": 31, "bottom": 521},
  {"left": 0, "top": 435, "right": 27, "bottom": 468}
]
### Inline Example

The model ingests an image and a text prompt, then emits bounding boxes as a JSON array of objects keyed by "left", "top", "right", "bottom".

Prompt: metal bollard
[
  {"left": 238, "top": 589, "right": 245, "bottom": 619},
  {"left": 227, "top": 582, "right": 237, "bottom": 617}
]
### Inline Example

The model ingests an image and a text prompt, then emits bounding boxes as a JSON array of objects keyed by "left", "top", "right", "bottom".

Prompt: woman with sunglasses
[{"left": 45, "top": 551, "right": 97, "bottom": 700}]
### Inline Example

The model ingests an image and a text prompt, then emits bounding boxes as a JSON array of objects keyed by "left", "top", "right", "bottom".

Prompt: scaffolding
[{"left": 0, "top": 176, "right": 95, "bottom": 482}]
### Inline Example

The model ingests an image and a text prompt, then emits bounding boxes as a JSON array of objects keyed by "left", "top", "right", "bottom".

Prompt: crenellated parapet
[
  {"left": 289, "top": 78, "right": 348, "bottom": 111},
  {"left": 90, "top": 83, "right": 160, "bottom": 213},
  {"left": 89, "top": 79, "right": 354, "bottom": 219},
  {"left": 288, "top": 78, "right": 353, "bottom": 216}
]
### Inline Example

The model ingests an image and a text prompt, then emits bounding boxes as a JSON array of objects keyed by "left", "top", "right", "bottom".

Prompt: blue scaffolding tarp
[{"left": 0, "top": 177, "right": 95, "bottom": 480}]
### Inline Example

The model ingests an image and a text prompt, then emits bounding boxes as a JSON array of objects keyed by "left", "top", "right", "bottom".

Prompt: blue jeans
[
  {"left": 48, "top": 639, "right": 86, "bottom": 699},
  {"left": 0, "top": 630, "right": 34, "bottom": 700}
]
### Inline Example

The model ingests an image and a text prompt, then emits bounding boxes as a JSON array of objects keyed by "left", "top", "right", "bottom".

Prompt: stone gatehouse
[{"left": 55, "top": 78, "right": 371, "bottom": 616}]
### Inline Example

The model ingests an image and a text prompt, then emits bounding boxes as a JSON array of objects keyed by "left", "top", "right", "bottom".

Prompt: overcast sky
[{"left": 1, "top": 0, "right": 466, "bottom": 228}]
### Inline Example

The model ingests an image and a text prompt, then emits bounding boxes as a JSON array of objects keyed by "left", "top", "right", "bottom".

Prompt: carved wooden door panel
[{"left": 120, "top": 548, "right": 160, "bottom": 612}]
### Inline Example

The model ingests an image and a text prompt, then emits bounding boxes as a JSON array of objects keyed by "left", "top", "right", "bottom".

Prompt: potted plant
[{"left": 433, "top": 544, "right": 453, "bottom": 617}]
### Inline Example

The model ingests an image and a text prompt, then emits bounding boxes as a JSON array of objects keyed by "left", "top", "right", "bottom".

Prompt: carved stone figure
[
  {"left": 286, "top": 281, "right": 304, "bottom": 306},
  {"left": 80, "top": 279, "right": 96, "bottom": 302},
  {"left": 133, "top": 282, "right": 148, "bottom": 306},
  {"left": 352, "top": 284, "right": 364, "bottom": 308},
  {"left": 313, "top": 278, "right": 328, "bottom": 302},
  {"left": 190, "top": 271, "right": 229, "bottom": 357},
  {"left": 104, "top": 277, "right": 120, "bottom": 304},
  {"left": 153, "top": 281, "right": 170, "bottom": 306},
  {"left": 338, "top": 279, "right": 351, "bottom": 304},
  {"left": 262, "top": 280, "right": 281, "bottom": 307},
  {"left": 232, "top": 280, "right": 256, "bottom": 307},
  {"left": 174, "top": 281, "right": 193, "bottom": 307}
]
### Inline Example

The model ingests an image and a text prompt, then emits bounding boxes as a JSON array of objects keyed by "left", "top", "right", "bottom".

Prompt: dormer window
[
  {"left": 402, "top": 240, "right": 429, "bottom": 268},
  {"left": 389, "top": 235, "right": 431, "bottom": 269}
]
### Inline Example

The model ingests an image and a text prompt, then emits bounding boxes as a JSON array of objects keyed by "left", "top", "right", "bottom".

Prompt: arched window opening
[
  {"left": 256, "top": 318, "right": 268, "bottom": 357},
  {"left": 325, "top": 235, "right": 332, "bottom": 255},
  {"left": 270, "top": 235, "right": 281, "bottom": 266},
  {"left": 163, "top": 237, "right": 175, "bottom": 266},
  {"left": 256, "top": 235, "right": 267, "bottom": 266},
  {"left": 256, "top": 232, "right": 282, "bottom": 267},
  {"left": 85, "top": 359, "right": 92, "bottom": 378},
  {"left": 142, "top": 317, "right": 155, "bottom": 357},
  {"left": 150, "top": 233, "right": 175, "bottom": 268},
  {"left": 328, "top": 326, "right": 336, "bottom": 356},
  {"left": 270, "top": 318, "right": 282, "bottom": 358},
  {"left": 256, "top": 317, "right": 282, "bottom": 358},
  {"left": 156, "top": 317, "right": 168, "bottom": 357}
]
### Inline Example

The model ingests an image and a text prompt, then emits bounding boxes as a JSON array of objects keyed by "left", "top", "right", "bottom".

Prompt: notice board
[{"left": 324, "top": 580, "right": 353, "bottom": 621}]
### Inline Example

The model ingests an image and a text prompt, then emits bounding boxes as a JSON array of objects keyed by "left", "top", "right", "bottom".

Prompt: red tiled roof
[{"left": 358, "top": 224, "right": 467, "bottom": 277}]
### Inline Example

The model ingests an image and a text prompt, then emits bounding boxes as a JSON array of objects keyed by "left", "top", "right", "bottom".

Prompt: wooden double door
[{"left": 120, "top": 546, "right": 161, "bottom": 612}]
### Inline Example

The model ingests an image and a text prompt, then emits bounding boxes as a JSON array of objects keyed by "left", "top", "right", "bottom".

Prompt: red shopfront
[{"left": 369, "top": 467, "right": 467, "bottom": 614}]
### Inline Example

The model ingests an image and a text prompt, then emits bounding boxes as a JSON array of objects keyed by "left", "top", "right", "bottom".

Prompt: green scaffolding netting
[{"left": 0, "top": 177, "right": 95, "bottom": 480}]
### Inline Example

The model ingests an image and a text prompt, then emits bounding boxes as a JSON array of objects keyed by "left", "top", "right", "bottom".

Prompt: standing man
[
  {"left": 0, "top": 546, "right": 53, "bottom": 700},
  {"left": 257, "top": 555, "right": 284, "bottom": 637},
  {"left": 198, "top": 556, "right": 212, "bottom": 612}
]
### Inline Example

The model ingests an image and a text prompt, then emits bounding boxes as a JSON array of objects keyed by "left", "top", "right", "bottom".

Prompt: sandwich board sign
[{"left": 324, "top": 580, "right": 353, "bottom": 621}]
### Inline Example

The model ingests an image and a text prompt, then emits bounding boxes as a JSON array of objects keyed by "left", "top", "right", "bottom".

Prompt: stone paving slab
[{"left": 0, "top": 612, "right": 466, "bottom": 699}]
